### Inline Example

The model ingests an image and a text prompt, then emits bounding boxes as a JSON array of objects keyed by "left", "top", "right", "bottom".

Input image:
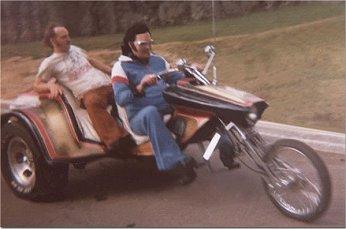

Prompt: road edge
[{"left": 256, "top": 121, "right": 345, "bottom": 154}]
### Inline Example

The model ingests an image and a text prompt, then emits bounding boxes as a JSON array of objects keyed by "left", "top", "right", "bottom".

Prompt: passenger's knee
[
  {"left": 142, "top": 105, "right": 159, "bottom": 115},
  {"left": 141, "top": 106, "right": 160, "bottom": 120}
]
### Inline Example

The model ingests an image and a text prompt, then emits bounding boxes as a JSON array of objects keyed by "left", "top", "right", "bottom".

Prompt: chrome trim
[{"left": 7, "top": 136, "right": 36, "bottom": 190}]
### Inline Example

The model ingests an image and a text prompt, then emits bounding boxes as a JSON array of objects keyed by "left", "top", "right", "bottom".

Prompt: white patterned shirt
[{"left": 37, "top": 45, "right": 110, "bottom": 98}]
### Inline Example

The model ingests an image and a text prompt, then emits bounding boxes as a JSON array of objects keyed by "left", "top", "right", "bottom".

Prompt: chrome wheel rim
[
  {"left": 266, "top": 147, "right": 322, "bottom": 216},
  {"left": 7, "top": 137, "right": 36, "bottom": 189}
]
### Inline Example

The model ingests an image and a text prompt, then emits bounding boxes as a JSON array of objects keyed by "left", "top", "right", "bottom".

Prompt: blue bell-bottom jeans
[{"left": 129, "top": 105, "right": 187, "bottom": 171}]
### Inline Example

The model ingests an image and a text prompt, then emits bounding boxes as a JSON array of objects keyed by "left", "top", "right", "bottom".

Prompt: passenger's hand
[{"left": 47, "top": 82, "right": 63, "bottom": 99}]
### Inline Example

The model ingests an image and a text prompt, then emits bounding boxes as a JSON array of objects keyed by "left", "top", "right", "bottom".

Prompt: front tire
[
  {"left": 262, "top": 139, "right": 331, "bottom": 221},
  {"left": 1, "top": 120, "right": 69, "bottom": 201}
]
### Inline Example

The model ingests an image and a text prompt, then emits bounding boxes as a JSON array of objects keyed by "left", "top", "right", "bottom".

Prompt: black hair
[{"left": 121, "top": 22, "right": 151, "bottom": 57}]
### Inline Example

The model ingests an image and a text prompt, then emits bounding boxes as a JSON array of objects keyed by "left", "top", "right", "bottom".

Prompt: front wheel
[{"left": 262, "top": 139, "right": 331, "bottom": 221}]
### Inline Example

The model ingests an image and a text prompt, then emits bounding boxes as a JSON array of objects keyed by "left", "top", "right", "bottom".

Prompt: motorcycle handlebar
[{"left": 154, "top": 61, "right": 211, "bottom": 86}]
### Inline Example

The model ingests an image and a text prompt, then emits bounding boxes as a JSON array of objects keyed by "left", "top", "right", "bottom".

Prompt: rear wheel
[
  {"left": 262, "top": 139, "right": 331, "bottom": 221},
  {"left": 1, "top": 120, "right": 69, "bottom": 201}
]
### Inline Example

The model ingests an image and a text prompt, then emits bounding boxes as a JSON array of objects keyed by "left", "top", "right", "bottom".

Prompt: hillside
[{"left": 146, "top": 17, "right": 345, "bottom": 133}]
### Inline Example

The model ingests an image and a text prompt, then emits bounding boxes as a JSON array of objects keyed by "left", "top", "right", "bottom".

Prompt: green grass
[
  {"left": 1, "top": 2, "right": 344, "bottom": 59},
  {"left": 153, "top": 2, "right": 345, "bottom": 43},
  {"left": 214, "top": 17, "right": 345, "bottom": 132}
]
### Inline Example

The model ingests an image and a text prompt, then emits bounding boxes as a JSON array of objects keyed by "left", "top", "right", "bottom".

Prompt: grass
[
  {"left": 216, "top": 17, "right": 345, "bottom": 132},
  {"left": 153, "top": 2, "right": 345, "bottom": 43},
  {"left": 152, "top": 15, "right": 345, "bottom": 133},
  {"left": 1, "top": 2, "right": 345, "bottom": 132}
]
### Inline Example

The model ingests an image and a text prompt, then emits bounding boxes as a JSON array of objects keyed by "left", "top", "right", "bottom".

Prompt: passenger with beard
[
  {"left": 33, "top": 24, "right": 126, "bottom": 151},
  {"left": 112, "top": 23, "right": 197, "bottom": 185}
]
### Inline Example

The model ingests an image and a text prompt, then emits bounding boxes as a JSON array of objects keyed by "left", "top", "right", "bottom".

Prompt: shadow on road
[{"left": 62, "top": 158, "right": 178, "bottom": 202}]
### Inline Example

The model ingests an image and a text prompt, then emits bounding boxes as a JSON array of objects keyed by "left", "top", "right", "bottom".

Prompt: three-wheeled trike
[{"left": 1, "top": 45, "right": 331, "bottom": 222}]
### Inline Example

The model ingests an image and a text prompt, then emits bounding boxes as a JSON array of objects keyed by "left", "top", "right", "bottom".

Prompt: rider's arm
[
  {"left": 164, "top": 71, "right": 185, "bottom": 84},
  {"left": 112, "top": 61, "right": 136, "bottom": 106},
  {"left": 113, "top": 74, "right": 157, "bottom": 105},
  {"left": 169, "top": 62, "right": 203, "bottom": 85},
  {"left": 111, "top": 62, "right": 158, "bottom": 105},
  {"left": 76, "top": 47, "right": 111, "bottom": 76},
  {"left": 34, "top": 59, "right": 63, "bottom": 99},
  {"left": 88, "top": 56, "right": 112, "bottom": 76},
  {"left": 114, "top": 75, "right": 155, "bottom": 102},
  {"left": 113, "top": 81, "right": 134, "bottom": 106},
  {"left": 162, "top": 58, "right": 185, "bottom": 84}
]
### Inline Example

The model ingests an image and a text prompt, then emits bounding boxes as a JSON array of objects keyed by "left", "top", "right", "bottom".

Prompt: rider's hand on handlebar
[
  {"left": 142, "top": 74, "right": 157, "bottom": 86},
  {"left": 136, "top": 74, "right": 157, "bottom": 93}
]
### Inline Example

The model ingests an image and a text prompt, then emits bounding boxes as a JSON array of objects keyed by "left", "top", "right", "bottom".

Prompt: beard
[{"left": 56, "top": 41, "right": 71, "bottom": 52}]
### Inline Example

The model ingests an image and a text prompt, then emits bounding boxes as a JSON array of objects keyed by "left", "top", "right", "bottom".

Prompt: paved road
[{"left": 1, "top": 145, "right": 345, "bottom": 227}]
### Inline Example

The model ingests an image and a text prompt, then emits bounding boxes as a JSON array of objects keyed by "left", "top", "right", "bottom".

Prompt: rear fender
[
  {"left": 1, "top": 96, "right": 107, "bottom": 163},
  {"left": 1, "top": 111, "right": 54, "bottom": 164}
]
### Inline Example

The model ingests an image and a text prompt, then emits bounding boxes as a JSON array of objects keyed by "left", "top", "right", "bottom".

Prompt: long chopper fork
[{"left": 201, "top": 119, "right": 280, "bottom": 183}]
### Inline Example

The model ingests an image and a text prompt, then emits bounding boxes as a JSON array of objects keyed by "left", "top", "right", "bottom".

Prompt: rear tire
[
  {"left": 1, "top": 121, "right": 69, "bottom": 201},
  {"left": 262, "top": 139, "right": 331, "bottom": 221}
]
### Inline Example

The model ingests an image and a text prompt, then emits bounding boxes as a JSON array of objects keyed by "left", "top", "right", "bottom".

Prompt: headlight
[
  {"left": 248, "top": 112, "right": 258, "bottom": 121},
  {"left": 246, "top": 106, "right": 258, "bottom": 126}
]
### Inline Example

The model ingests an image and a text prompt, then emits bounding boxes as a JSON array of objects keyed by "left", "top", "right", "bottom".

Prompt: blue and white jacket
[{"left": 111, "top": 54, "right": 184, "bottom": 121}]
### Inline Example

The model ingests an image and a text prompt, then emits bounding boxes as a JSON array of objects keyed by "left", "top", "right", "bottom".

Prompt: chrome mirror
[
  {"left": 202, "top": 45, "right": 216, "bottom": 75},
  {"left": 176, "top": 58, "right": 187, "bottom": 71},
  {"left": 204, "top": 45, "right": 215, "bottom": 57}
]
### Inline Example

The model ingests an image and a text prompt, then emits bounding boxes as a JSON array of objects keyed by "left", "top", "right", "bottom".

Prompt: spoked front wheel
[{"left": 262, "top": 139, "right": 331, "bottom": 221}]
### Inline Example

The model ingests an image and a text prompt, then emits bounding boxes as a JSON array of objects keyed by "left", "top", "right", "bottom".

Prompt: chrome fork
[
  {"left": 227, "top": 123, "right": 280, "bottom": 181},
  {"left": 201, "top": 120, "right": 280, "bottom": 184}
]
